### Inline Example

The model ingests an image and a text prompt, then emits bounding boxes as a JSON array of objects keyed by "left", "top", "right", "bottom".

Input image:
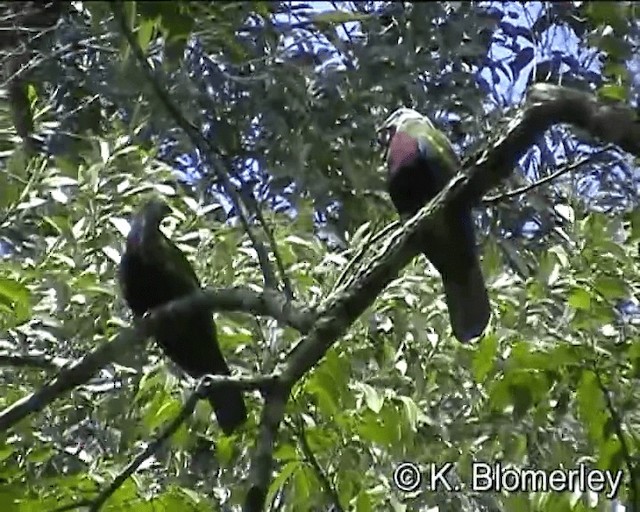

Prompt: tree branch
[
  {"left": 241, "top": 189, "right": 296, "bottom": 301},
  {"left": 153, "top": 286, "right": 314, "bottom": 334},
  {"left": 111, "top": 3, "right": 286, "bottom": 296},
  {"left": 0, "top": 286, "right": 296, "bottom": 432},
  {"left": 0, "top": 352, "right": 68, "bottom": 370},
  {"left": 45, "top": 375, "right": 274, "bottom": 512},
  {"left": 87, "top": 380, "right": 204, "bottom": 511},
  {"left": 242, "top": 84, "right": 640, "bottom": 509},
  {"left": 197, "top": 373, "right": 279, "bottom": 394},
  {"left": 244, "top": 383, "right": 290, "bottom": 512},
  {"left": 593, "top": 365, "right": 639, "bottom": 509},
  {"left": 0, "top": 326, "right": 146, "bottom": 432},
  {"left": 462, "top": 84, "right": 640, "bottom": 205},
  {"left": 483, "top": 145, "right": 616, "bottom": 204}
]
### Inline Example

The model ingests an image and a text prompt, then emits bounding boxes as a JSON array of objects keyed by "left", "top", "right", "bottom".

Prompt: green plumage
[
  {"left": 401, "top": 119, "right": 459, "bottom": 172},
  {"left": 379, "top": 108, "right": 491, "bottom": 342}
]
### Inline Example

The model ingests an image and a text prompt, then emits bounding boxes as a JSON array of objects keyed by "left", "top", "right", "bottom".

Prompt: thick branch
[
  {"left": 0, "top": 286, "right": 296, "bottom": 432},
  {"left": 156, "top": 286, "right": 314, "bottom": 334},
  {"left": 244, "top": 384, "right": 289, "bottom": 512},
  {"left": 242, "top": 84, "right": 640, "bottom": 509},
  {"left": 0, "top": 327, "right": 145, "bottom": 432},
  {"left": 464, "top": 84, "right": 640, "bottom": 204}
]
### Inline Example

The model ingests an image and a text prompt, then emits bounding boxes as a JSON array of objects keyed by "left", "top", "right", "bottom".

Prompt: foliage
[{"left": 0, "top": 2, "right": 639, "bottom": 511}]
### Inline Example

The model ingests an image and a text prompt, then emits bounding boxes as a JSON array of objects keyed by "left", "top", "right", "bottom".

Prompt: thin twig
[
  {"left": 0, "top": 34, "right": 115, "bottom": 89},
  {"left": 88, "top": 387, "right": 201, "bottom": 511},
  {"left": 592, "top": 365, "right": 639, "bottom": 509},
  {"left": 0, "top": 352, "right": 67, "bottom": 370},
  {"left": 483, "top": 146, "right": 614, "bottom": 204},
  {"left": 111, "top": 3, "right": 280, "bottom": 293},
  {"left": 288, "top": 416, "right": 344, "bottom": 511},
  {"left": 55, "top": 373, "right": 264, "bottom": 512},
  {"left": 0, "top": 327, "right": 146, "bottom": 432},
  {"left": 242, "top": 189, "right": 296, "bottom": 301}
]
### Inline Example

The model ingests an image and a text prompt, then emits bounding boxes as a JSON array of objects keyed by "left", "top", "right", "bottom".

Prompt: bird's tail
[
  {"left": 207, "top": 385, "right": 248, "bottom": 436},
  {"left": 440, "top": 255, "right": 490, "bottom": 343}
]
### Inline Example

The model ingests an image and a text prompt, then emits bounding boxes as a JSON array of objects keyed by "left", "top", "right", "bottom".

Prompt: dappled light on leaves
[{"left": 0, "top": 2, "right": 639, "bottom": 512}]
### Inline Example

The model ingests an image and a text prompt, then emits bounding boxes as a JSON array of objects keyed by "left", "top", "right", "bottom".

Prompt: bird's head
[
  {"left": 127, "top": 197, "right": 171, "bottom": 248},
  {"left": 140, "top": 197, "right": 171, "bottom": 226},
  {"left": 376, "top": 108, "right": 431, "bottom": 146}
]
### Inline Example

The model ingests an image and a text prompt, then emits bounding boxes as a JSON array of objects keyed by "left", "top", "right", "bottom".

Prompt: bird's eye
[{"left": 377, "top": 126, "right": 396, "bottom": 147}]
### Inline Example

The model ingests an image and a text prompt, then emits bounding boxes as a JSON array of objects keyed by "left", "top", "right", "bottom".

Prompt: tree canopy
[{"left": 0, "top": 2, "right": 639, "bottom": 512}]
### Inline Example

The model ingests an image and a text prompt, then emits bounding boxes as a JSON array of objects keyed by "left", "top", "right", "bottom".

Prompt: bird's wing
[
  {"left": 158, "top": 234, "right": 201, "bottom": 288},
  {"left": 405, "top": 120, "right": 460, "bottom": 174}
]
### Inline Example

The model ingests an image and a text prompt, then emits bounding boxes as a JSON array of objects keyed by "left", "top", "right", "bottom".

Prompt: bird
[
  {"left": 118, "top": 198, "right": 247, "bottom": 435},
  {"left": 377, "top": 107, "right": 490, "bottom": 342}
]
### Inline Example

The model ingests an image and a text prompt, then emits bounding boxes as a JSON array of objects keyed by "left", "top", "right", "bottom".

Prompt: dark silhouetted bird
[
  {"left": 378, "top": 108, "right": 490, "bottom": 342},
  {"left": 118, "top": 198, "right": 247, "bottom": 434}
]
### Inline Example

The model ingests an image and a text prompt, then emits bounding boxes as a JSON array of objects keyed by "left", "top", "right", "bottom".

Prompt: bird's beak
[
  {"left": 375, "top": 117, "right": 392, "bottom": 134},
  {"left": 376, "top": 124, "right": 395, "bottom": 149}
]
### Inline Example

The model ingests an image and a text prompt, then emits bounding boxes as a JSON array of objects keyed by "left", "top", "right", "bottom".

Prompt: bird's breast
[{"left": 120, "top": 250, "right": 194, "bottom": 316}]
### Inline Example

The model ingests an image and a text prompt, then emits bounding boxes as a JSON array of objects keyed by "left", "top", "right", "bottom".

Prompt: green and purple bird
[
  {"left": 378, "top": 107, "right": 490, "bottom": 342},
  {"left": 118, "top": 198, "right": 247, "bottom": 435}
]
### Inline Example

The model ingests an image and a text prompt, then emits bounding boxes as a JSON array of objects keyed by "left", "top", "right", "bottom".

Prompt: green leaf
[
  {"left": 27, "top": 446, "right": 54, "bottom": 464},
  {"left": 398, "top": 396, "right": 419, "bottom": 430},
  {"left": 133, "top": 370, "right": 162, "bottom": 404},
  {"left": 355, "top": 490, "right": 373, "bottom": 512},
  {"left": 629, "top": 207, "right": 640, "bottom": 240},
  {"left": 568, "top": 287, "right": 591, "bottom": 310},
  {"left": 293, "top": 465, "right": 316, "bottom": 506},
  {"left": 274, "top": 442, "right": 298, "bottom": 462},
  {"left": 472, "top": 333, "right": 498, "bottom": 382},
  {"left": 0, "top": 276, "right": 31, "bottom": 327},
  {"left": 145, "top": 397, "right": 182, "bottom": 432},
  {"left": 0, "top": 444, "right": 14, "bottom": 463},
  {"left": 266, "top": 461, "right": 299, "bottom": 507},
  {"left": 509, "top": 383, "right": 533, "bottom": 419},
  {"left": 137, "top": 19, "right": 156, "bottom": 53},
  {"left": 359, "top": 383, "right": 384, "bottom": 413},
  {"left": 603, "top": 61, "right": 629, "bottom": 82},
  {"left": 215, "top": 435, "right": 234, "bottom": 466},
  {"left": 357, "top": 407, "right": 399, "bottom": 447},
  {"left": 548, "top": 245, "right": 569, "bottom": 267},
  {"left": 284, "top": 234, "right": 315, "bottom": 249},
  {"left": 586, "top": 2, "right": 628, "bottom": 30},
  {"left": 0, "top": 168, "right": 21, "bottom": 210},
  {"left": 598, "top": 84, "right": 628, "bottom": 102},
  {"left": 594, "top": 276, "right": 627, "bottom": 300},
  {"left": 598, "top": 436, "right": 624, "bottom": 473},
  {"left": 305, "top": 350, "right": 349, "bottom": 417},
  {"left": 577, "top": 371, "right": 607, "bottom": 443}
]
